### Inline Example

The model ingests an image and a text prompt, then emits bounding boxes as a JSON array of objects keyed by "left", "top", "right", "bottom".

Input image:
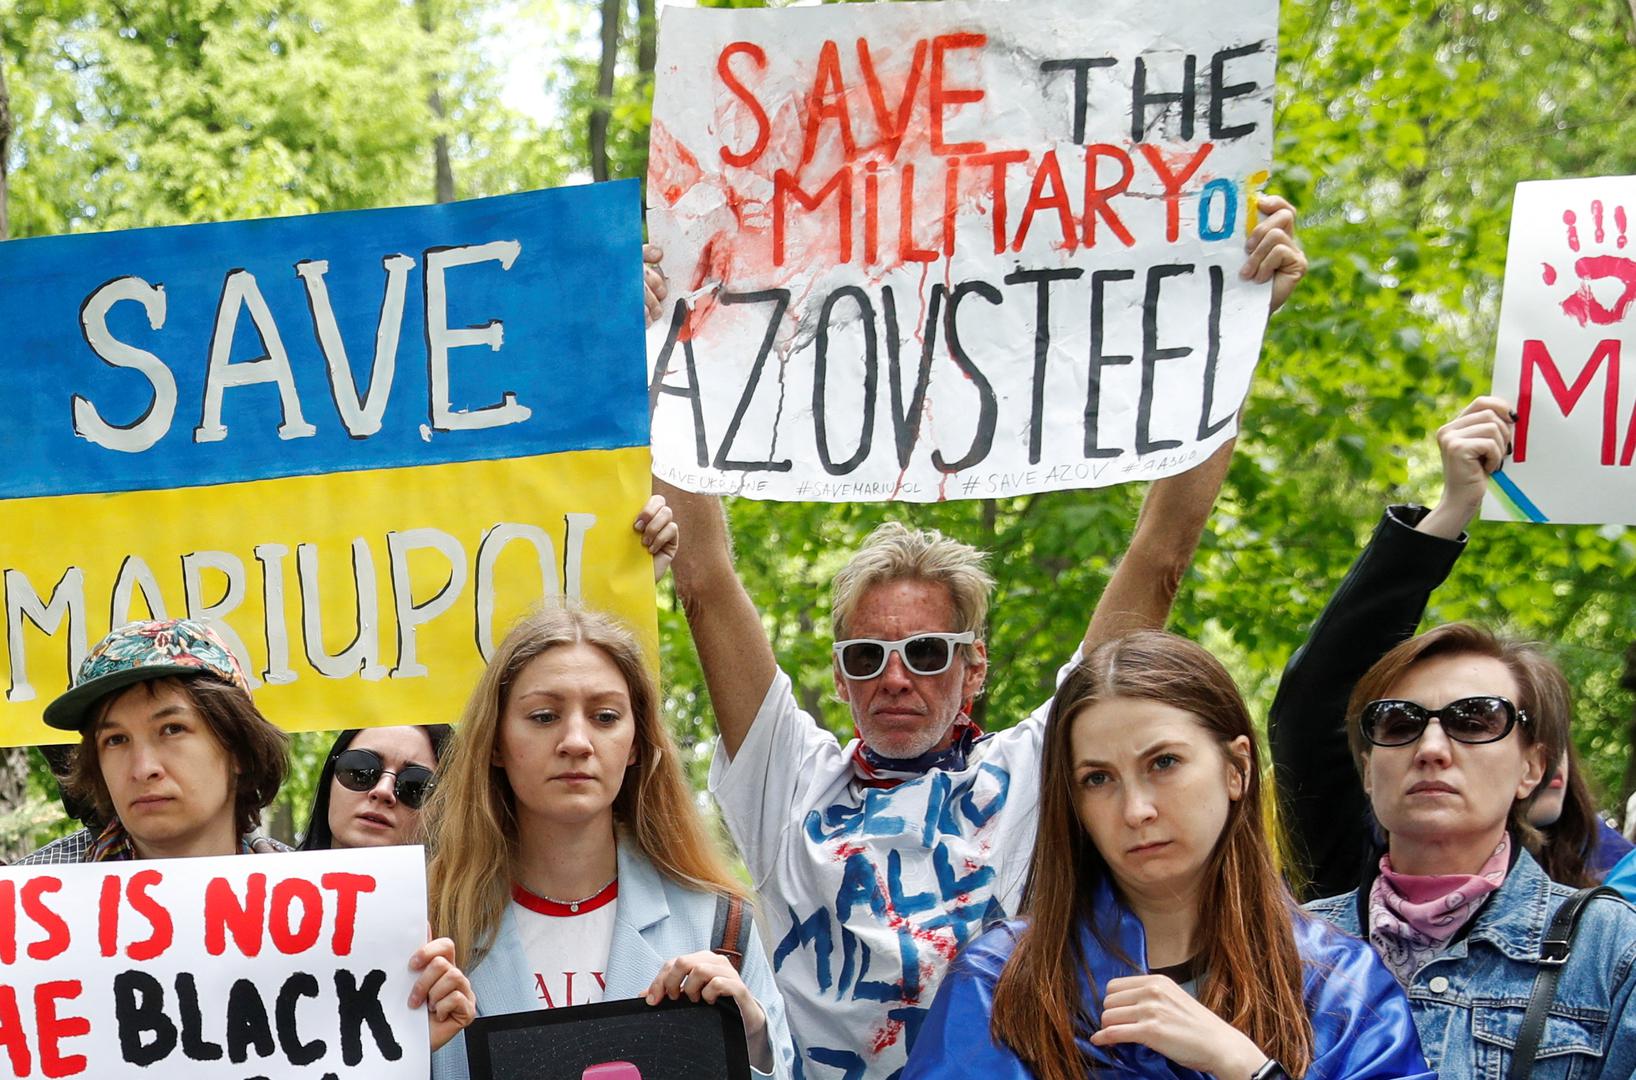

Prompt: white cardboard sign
[
  {"left": 1484, "top": 175, "right": 1636, "bottom": 525},
  {"left": 0, "top": 846, "right": 429, "bottom": 1079},
  {"left": 646, "top": 0, "right": 1279, "bottom": 502}
]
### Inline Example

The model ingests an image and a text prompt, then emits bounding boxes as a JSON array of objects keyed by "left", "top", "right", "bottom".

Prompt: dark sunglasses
[
  {"left": 832, "top": 632, "right": 975, "bottom": 681},
  {"left": 333, "top": 747, "right": 436, "bottom": 809},
  {"left": 1360, "top": 696, "right": 1530, "bottom": 748}
]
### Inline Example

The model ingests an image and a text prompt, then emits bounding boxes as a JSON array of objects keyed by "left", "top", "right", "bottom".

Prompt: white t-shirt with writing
[
  {"left": 709, "top": 661, "right": 1067, "bottom": 1079},
  {"left": 511, "top": 880, "right": 618, "bottom": 1010}
]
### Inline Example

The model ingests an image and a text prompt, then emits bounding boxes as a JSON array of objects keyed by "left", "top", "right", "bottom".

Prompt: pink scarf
[{"left": 1368, "top": 832, "right": 1510, "bottom": 983}]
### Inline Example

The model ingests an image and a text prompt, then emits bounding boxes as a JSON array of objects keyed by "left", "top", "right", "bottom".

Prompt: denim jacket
[
  {"left": 904, "top": 877, "right": 1432, "bottom": 1079},
  {"left": 1307, "top": 847, "right": 1636, "bottom": 1078}
]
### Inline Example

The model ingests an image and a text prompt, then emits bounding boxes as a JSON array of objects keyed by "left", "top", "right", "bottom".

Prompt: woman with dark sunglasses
[
  {"left": 298, "top": 724, "right": 451, "bottom": 850},
  {"left": 1305, "top": 623, "right": 1636, "bottom": 1078},
  {"left": 1271, "top": 397, "right": 1629, "bottom": 901}
]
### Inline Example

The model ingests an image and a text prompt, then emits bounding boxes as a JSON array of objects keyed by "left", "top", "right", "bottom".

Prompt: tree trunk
[
  {"left": 590, "top": 0, "right": 623, "bottom": 182},
  {"left": 417, "top": 0, "right": 456, "bottom": 203},
  {"left": 636, "top": 0, "right": 656, "bottom": 84}
]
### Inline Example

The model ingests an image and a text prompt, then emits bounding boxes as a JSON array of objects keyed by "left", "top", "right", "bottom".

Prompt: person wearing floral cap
[
  {"left": 14, "top": 617, "right": 481, "bottom": 1050},
  {"left": 19, "top": 617, "right": 288, "bottom": 864}
]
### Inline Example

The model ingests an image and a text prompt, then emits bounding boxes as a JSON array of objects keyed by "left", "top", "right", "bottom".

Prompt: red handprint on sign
[{"left": 1542, "top": 200, "right": 1635, "bottom": 326}]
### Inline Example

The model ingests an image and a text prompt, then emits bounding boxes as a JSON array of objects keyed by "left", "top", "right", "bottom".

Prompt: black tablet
[{"left": 465, "top": 996, "right": 753, "bottom": 1080}]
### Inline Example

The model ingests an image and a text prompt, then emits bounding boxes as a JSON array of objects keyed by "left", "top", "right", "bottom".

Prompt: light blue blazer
[{"left": 432, "top": 840, "right": 795, "bottom": 1080}]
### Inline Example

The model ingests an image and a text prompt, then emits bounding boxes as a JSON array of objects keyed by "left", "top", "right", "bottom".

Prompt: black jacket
[{"left": 1269, "top": 505, "right": 1465, "bottom": 901}]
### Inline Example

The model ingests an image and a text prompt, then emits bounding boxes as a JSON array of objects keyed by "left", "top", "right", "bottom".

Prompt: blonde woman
[{"left": 425, "top": 601, "right": 795, "bottom": 1080}]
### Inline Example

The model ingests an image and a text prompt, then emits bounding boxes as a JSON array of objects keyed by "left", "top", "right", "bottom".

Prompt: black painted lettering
[
  {"left": 336, "top": 969, "right": 403, "bottom": 1066},
  {"left": 175, "top": 972, "right": 224, "bottom": 1061},
  {"left": 1085, "top": 269, "right": 1136, "bottom": 458},
  {"left": 276, "top": 973, "right": 327, "bottom": 1066},
  {"left": 1005, "top": 267, "right": 1085, "bottom": 464},
  {"left": 114, "top": 970, "right": 177, "bottom": 1066},
  {"left": 1137, "top": 263, "right": 1194, "bottom": 454},
  {"left": 1209, "top": 43, "right": 1264, "bottom": 140},
  {"left": 931, "top": 281, "right": 1001, "bottom": 473},
  {"left": 1198, "top": 266, "right": 1233, "bottom": 438},
  {"left": 1040, "top": 58, "right": 1117, "bottom": 144},
  {"left": 813, "top": 287, "right": 878, "bottom": 475},
  {"left": 226, "top": 978, "right": 275, "bottom": 1064},
  {"left": 883, "top": 284, "right": 944, "bottom": 469},
  {"left": 712, "top": 290, "right": 794, "bottom": 473},
  {"left": 1131, "top": 54, "right": 1197, "bottom": 141},
  {"left": 647, "top": 300, "right": 710, "bottom": 467}
]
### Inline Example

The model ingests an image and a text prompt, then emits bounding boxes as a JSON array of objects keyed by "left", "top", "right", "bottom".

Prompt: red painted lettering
[
  {"left": 268, "top": 878, "right": 323, "bottom": 955},
  {"left": 0, "top": 985, "right": 30, "bottom": 1077},
  {"left": 0, "top": 881, "right": 13, "bottom": 964},
  {"left": 942, "top": 156, "right": 961, "bottom": 257},
  {"left": 800, "top": 40, "right": 858, "bottom": 166},
  {"left": 864, "top": 162, "right": 881, "bottom": 266},
  {"left": 1082, "top": 144, "right": 1137, "bottom": 247},
  {"left": 774, "top": 165, "right": 853, "bottom": 266},
  {"left": 21, "top": 878, "right": 68, "bottom": 962},
  {"left": 1137, "top": 142, "right": 1214, "bottom": 242},
  {"left": 321, "top": 873, "right": 376, "bottom": 956},
  {"left": 204, "top": 873, "right": 265, "bottom": 957},
  {"left": 34, "top": 982, "right": 87, "bottom": 1079},
  {"left": 1013, "top": 149, "right": 1076, "bottom": 252},
  {"left": 857, "top": 38, "right": 927, "bottom": 161},
  {"left": 898, "top": 163, "right": 940, "bottom": 263},
  {"left": 1515, "top": 339, "right": 1621, "bottom": 464},
  {"left": 96, "top": 876, "right": 118, "bottom": 959},
  {"left": 124, "top": 870, "right": 172, "bottom": 962},
  {"left": 966, "top": 150, "right": 1029, "bottom": 254},
  {"left": 929, "top": 33, "right": 988, "bottom": 155},
  {"left": 717, "top": 43, "right": 771, "bottom": 168}
]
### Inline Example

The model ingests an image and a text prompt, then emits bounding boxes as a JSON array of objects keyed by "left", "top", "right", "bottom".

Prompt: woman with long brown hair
[
  {"left": 903, "top": 632, "right": 1430, "bottom": 1079},
  {"left": 426, "top": 603, "right": 795, "bottom": 1080}
]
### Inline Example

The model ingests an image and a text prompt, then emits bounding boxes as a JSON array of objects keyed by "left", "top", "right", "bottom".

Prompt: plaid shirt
[{"left": 16, "top": 824, "right": 289, "bottom": 865}]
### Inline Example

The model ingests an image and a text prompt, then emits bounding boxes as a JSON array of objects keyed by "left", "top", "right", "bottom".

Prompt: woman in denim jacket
[{"left": 1307, "top": 622, "right": 1636, "bottom": 1077}]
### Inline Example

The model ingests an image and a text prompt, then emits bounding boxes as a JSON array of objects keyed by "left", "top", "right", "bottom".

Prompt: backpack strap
[
  {"left": 711, "top": 893, "right": 750, "bottom": 973},
  {"left": 1506, "top": 885, "right": 1622, "bottom": 1080}
]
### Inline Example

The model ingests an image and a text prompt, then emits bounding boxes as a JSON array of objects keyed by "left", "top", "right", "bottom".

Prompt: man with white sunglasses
[{"left": 650, "top": 197, "right": 1307, "bottom": 1079}]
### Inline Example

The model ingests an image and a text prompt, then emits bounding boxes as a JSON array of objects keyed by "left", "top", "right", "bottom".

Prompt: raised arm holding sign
[
  {"left": 644, "top": 0, "right": 1302, "bottom": 1070},
  {"left": 1483, "top": 174, "right": 1636, "bottom": 525},
  {"left": 646, "top": 0, "right": 1288, "bottom": 504}
]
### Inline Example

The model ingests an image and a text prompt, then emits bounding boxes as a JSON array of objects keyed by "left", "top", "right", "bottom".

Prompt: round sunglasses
[
  {"left": 333, "top": 747, "right": 436, "bottom": 809},
  {"left": 1359, "top": 695, "right": 1530, "bottom": 748},
  {"left": 832, "top": 632, "right": 975, "bottom": 681}
]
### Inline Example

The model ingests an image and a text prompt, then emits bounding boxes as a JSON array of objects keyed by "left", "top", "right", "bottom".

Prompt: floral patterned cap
[{"left": 42, "top": 618, "right": 251, "bottom": 731}]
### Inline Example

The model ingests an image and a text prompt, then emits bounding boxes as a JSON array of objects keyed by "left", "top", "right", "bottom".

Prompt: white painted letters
[{"left": 73, "top": 277, "right": 178, "bottom": 453}]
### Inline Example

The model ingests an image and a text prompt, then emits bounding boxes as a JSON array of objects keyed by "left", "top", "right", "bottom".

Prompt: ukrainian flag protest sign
[{"left": 0, "top": 182, "right": 655, "bottom": 746}]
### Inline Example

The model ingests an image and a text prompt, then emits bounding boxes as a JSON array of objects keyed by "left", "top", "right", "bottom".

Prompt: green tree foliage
[
  {"left": 640, "top": 0, "right": 1636, "bottom": 809},
  {"left": 0, "top": 0, "right": 568, "bottom": 843},
  {"left": 3, "top": 0, "right": 1635, "bottom": 848}
]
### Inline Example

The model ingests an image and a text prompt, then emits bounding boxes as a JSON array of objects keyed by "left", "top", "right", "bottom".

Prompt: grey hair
[{"left": 830, "top": 521, "right": 994, "bottom": 655}]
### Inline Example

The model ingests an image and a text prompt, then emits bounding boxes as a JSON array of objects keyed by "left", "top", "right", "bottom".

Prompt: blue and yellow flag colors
[{"left": 0, "top": 182, "right": 655, "bottom": 746}]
